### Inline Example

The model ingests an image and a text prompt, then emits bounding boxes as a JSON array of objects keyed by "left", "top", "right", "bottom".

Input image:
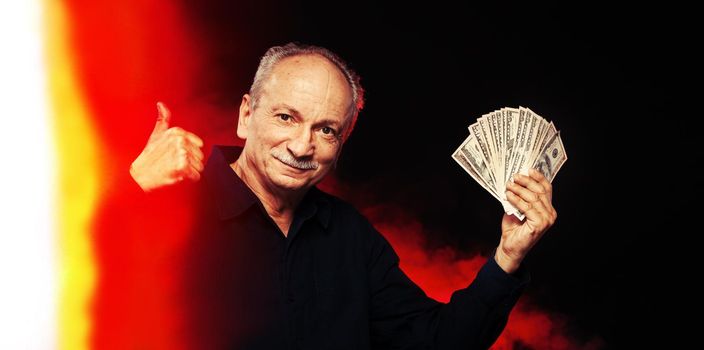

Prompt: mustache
[{"left": 270, "top": 149, "right": 319, "bottom": 170}]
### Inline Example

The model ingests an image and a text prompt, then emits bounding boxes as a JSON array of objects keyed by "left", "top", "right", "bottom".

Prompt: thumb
[{"left": 152, "top": 101, "right": 171, "bottom": 135}]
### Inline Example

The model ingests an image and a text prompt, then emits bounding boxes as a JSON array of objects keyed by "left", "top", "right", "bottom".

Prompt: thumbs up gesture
[{"left": 130, "top": 102, "right": 205, "bottom": 192}]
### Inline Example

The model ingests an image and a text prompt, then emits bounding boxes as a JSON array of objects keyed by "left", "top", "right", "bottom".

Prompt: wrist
[{"left": 494, "top": 246, "right": 522, "bottom": 274}]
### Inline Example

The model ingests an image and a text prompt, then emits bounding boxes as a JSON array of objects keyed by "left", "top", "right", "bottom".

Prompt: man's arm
[
  {"left": 367, "top": 229, "right": 528, "bottom": 349},
  {"left": 368, "top": 168, "right": 555, "bottom": 349}
]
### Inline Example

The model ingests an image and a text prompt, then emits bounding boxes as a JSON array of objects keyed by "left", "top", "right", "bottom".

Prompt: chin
[{"left": 271, "top": 174, "right": 312, "bottom": 192}]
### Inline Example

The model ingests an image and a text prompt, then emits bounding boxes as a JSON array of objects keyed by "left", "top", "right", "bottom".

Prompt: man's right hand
[{"left": 130, "top": 102, "right": 205, "bottom": 192}]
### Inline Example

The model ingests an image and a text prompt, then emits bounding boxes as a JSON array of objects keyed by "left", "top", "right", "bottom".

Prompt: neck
[{"left": 231, "top": 154, "right": 306, "bottom": 236}]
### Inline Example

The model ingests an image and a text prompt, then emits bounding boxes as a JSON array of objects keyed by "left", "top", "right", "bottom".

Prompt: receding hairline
[{"left": 262, "top": 53, "right": 353, "bottom": 97}]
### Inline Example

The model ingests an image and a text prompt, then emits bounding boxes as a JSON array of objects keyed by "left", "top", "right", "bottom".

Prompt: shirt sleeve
[{"left": 367, "top": 224, "right": 529, "bottom": 349}]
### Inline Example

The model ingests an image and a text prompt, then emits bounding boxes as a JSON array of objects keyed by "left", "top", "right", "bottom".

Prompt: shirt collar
[
  {"left": 204, "top": 145, "right": 332, "bottom": 229},
  {"left": 296, "top": 186, "right": 331, "bottom": 230},
  {"left": 203, "top": 145, "right": 258, "bottom": 220}
]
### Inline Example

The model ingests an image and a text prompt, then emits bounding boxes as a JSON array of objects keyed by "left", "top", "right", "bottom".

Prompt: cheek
[
  {"left": 316, "top": 143, "right": 341, "bottom": 164},
  {"left": 254, "top": 123, "right": 290, "bottom": 148}
]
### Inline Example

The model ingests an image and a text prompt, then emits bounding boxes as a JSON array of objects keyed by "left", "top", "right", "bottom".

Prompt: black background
[{"left": 177, "top": 1, "right": 700, "bottom": 348}]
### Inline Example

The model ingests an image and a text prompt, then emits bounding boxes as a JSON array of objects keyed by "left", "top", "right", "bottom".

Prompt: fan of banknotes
[{"left": 452, "top": 107, "right": 567, "bottom": 219}]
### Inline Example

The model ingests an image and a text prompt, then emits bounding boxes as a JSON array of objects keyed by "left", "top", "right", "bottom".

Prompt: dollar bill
[
  {"left": 453, "top": 106, "right": 566, "bottom": 219},
  {"left": 452, "top": 135, "right": 501, "bottom": 201},
  {"left": 532, "top": 131, "right": 567, "bottom": 182}
]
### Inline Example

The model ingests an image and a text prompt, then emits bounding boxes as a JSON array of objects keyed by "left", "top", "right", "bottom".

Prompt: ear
[{"left": 237, "top": 94, "right": 252, "bottom": 139}]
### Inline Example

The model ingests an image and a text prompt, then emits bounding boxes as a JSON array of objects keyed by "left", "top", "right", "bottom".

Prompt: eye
[
  {"left": 321, "top": 126, "right": 335, "bottom": 135},
  {"left": 278, "top": 114, "right": 292, "bottom": 121}
]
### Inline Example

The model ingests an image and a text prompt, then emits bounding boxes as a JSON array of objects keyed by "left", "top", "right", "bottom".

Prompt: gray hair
[{"left": 249, "top": 43, "right": 365, "bottom": 138}]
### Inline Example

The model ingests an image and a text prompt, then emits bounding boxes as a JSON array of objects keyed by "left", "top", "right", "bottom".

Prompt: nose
[{"left": 287, "top": 126, "right": 314, "bottom": 158}]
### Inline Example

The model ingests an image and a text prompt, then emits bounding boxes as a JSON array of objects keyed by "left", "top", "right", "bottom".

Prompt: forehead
[
  {"left": 261, "top": 54, "right": 353, "bottom": 119},
  {"left": 271, "top": 54, "right": 347, "bottom": 85}
]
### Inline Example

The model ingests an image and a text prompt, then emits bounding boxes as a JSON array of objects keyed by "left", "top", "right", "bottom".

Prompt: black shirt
[{"left": 181, "top": 146, "right": 529, "bottom": 349}]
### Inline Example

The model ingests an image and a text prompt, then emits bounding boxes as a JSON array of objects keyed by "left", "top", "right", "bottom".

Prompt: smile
[{"left": 271, "top": 149, "right": 319, "bottom": 171}]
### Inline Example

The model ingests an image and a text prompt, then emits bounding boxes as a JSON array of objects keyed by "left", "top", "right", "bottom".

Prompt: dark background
[{"left": 172, "top": 1, "right": 699, "bottom": 348}]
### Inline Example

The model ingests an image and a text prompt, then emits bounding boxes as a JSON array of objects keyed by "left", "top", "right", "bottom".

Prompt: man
[{"left": 129, "top": 43, "right": 556, "bottom": 349}]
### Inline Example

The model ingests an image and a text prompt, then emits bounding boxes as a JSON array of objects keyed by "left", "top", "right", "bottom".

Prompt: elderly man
[{"left": 130, "top": 43, "right": 556, "bottom": 349}]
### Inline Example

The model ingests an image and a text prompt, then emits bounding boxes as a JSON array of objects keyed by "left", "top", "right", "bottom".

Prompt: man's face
[{"left": 237, "top": 54, "right": 353, "bottom": 193}]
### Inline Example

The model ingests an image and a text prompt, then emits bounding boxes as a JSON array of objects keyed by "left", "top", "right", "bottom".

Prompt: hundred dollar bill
[
  {"left": 452, "top": 135, "right": 501, "bottom": 201},
  {"left": 528, "top": 121, "right": 556, "bottom": 168},
  {"left": 532, "top": 131, "right": 567, "bottom": 182},
  {"left": 501, "top": 107, "right": 519, "bottom": 197},
  {"left": 454, "top": 106, "right": 566, "bottom": 220},
  {"left": 468, "top": 122, "right": 497, "bottom": 186},
  {"left": 489, "top": 111, "right": 504, "bottom": 189},
  {"left": 507, "top": 107, "right": 530, "bottom": 181}
]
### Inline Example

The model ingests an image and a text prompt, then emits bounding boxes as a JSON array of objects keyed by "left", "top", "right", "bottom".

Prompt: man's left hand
[{"left": 495, "top": 168, "right": 557, "bottom": 274}]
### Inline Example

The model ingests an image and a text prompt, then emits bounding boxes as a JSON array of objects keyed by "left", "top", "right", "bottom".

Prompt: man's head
[{"left": 236, "top": 43, "right": 365, "bottom": 194}]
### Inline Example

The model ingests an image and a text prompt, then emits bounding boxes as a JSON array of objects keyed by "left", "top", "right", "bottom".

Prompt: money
[{"left": 453, "top": 107, "right": 567, "bottom": 219}]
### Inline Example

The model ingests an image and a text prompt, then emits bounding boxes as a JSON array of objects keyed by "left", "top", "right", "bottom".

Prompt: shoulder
[
  {"left": 312, "top": 187, "right": 390, "bottom": 248},
  {"left": 312, "top": 188, "right": 397, "bottom": 267},
  {"left": 313, "top": 187, "right": 371, "bottom": 227}
]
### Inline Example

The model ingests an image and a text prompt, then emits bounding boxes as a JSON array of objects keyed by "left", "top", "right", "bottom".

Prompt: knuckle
[
  {"left": 176, "top": 135, "right": 186, "bottom": 147},
  {"left": 177, "top": 157, "right": 188, "bottom": 170}
]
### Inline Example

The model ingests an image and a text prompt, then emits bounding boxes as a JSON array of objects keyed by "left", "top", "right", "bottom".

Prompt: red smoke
[{"left": 360, "top": 203, "right": 602, "bottom": 350}]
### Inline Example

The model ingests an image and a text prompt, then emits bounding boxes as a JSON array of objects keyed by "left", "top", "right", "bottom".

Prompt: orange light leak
[
  {"left": 62, "top": 0, "right": 202, "bottom": 349},
  {"left": 0, "top": 1, "right": 56, "bottom": 348},
  {"left": 43, "top": 0, "right": 105, "bottom": 348}
]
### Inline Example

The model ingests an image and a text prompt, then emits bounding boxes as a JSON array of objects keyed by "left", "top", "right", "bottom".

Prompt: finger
[
  {"left": 170, "top": 153, "right": 200, "bottom": 182},
  {"left": 167, "top": 128, "right": 200, "bottom": 154},
  {"left": 187, "top": 151, "right": 204, "bottom": 173},
  {"left": 184, "top": 131, "right": 204, "bottom": 148},
  {"left": 506, "top": 190, "right": 550, "bottom": 225},
  {"left": 506, "top": 178, "right": 540, "bottom": 203},
  {"left": 181, "top": 163, "right": 201, "bottom": 182},
  {"left": 174, "top": 137, "right": 204, "bottom": 163},
  {"left": 513, "top": 171, "right": 553, "bottom": 211},
  {"left": 505, "top": 190, "right": 532, "bottom": 215},
  {"left": 186, "top": 142, "right": 204, "bottom": 163},
  {"left": 527, "top": 168, "right": 555, "bottom": 215},
  {"left": 529, "top": 168, "right": 553, "bottom": 199},
  {"left": 511, "top": 173, "right": 546, "bottom": 197},
  {"left": 172, "top": 145, "right": 203, "bottom": 173},
  {"left": 153, "top": 101, "right": 171, "bottom": 136},
  {"left": 165, "top": 128, "right": 203, "bottom": 158}
]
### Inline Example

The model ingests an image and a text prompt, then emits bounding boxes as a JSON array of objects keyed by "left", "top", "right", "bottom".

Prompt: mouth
[
  {"left": 270, "top": 149, "right": 319, "bottom": 172},
  {"left": 272, "top": 155, "right": 316, "bottom": 173},
  {"left": 277, "top": 158, "right": 310, "bottom": 172}
]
